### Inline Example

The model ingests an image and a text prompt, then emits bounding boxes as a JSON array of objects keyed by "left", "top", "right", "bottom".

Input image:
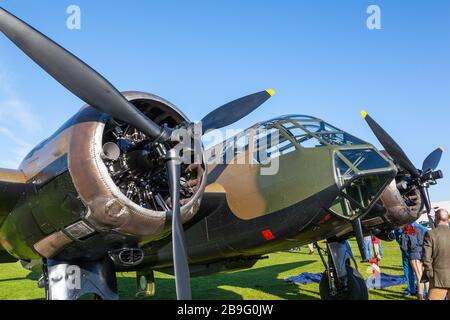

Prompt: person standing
[
  {"left": 371, "top": 236, "right": 382, "bottom": 260},
  {"left": 307, "top": 243, "right": 315, "bottom": 255},
  {"left": 395, "top": 228, "right": 417, "bottom": 296},
  {"left": 363, "top": 236, "right": 372, "bottom": 262},
  {"left": 401, "top": 224, "right": 428, "bottom": 300},
  {"left": 422, "top": 209, "right": 450, "bottom": 300}
]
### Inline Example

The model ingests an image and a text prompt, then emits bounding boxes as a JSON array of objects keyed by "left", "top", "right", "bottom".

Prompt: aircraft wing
[
  {"left": 0, "top": 246, "right": 17, "bottom": 263},
  {"left": 0, "top": 168, "right": 27, "bottom": 221},
  {"left": 0, "top": 168, "right": 27, "bottom": 263}
]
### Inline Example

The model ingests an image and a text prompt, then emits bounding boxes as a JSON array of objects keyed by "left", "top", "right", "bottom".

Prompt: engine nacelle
[
  {"left": 5, "top": 92, "right": 206, "bottom": 260},
  {"left": 378, "top": 179, "right": 422, "bottom": 227},
  {"left": 68, "top": 91, "right": 206, "bottom": 238},
  {"left": 362, "top": 176, "right": 423, "bottom": 239}
]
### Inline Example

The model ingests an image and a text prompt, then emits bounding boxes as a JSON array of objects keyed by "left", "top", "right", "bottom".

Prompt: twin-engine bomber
[{"left": 0, "top": 7, "right": 444, "bottom": 300}]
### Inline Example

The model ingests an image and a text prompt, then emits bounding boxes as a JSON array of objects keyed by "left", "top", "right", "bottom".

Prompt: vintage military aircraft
[{"left": 0, "top": 7, "right": 444, "bottom": 300}]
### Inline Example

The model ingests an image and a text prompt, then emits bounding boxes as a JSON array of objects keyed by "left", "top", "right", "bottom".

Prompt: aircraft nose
[{"left": 333, "top": 147, "right": 397, "bottom": 218}]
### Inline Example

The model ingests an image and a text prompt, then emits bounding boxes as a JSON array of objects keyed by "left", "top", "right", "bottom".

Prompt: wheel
[{"left": 319, "top": 265, "right": 368, "bottom": 300}]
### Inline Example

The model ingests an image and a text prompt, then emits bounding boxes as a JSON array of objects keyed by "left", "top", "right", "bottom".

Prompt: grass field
[{"left": 0, "top": 239, "right": 415, "bottom": 300}]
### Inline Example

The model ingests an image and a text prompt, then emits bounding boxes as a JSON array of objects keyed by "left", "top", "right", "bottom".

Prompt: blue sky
[{"left": 0, "top": 0, "right": 449, "bottom": 201}]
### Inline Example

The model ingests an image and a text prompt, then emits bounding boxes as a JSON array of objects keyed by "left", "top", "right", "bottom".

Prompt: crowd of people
[
  {"left": 289, "top": 208, "right": 450, "bottom": 301},
  {"left": 395, "top": 208, "right": 450, "bottom": 300}
]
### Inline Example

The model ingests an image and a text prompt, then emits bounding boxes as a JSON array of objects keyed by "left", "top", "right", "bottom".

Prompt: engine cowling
[
  {"left": 28, "top": 91, "right": 207, "bottom": 259},
  {"left": 70, "top": 91, "right": 206, "bottom": 236},
  {"left": 378, "top": 179, "right": 422, "bottom": 226},
  {"left": 361, "top": 172, "right": 423, "bottom": 241}
]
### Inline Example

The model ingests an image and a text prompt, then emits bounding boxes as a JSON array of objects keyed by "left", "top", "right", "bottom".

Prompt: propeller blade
[
  {"left": 0, "top": 7, "right": 164, "bottom": 139},
  {"left": 422, "top": 147, "right": 444, "bottom": 173},
  {"left": 201, "top": 89, "right": 275, "bottom": 133},
  {"left": 419, "top": 187, "right": 432, "bottom": 213},
  {"left": 165, "top": 149, "right": 191, "bottom": 300},
  {"left": 351, "top": 218, "right": 368, "bottom": 262},
  {"left": 419, "top": 187, "right": 436, "bottom": 229},
  {"left": 361, "top": 110, "right": 420, "bottom": 177}
]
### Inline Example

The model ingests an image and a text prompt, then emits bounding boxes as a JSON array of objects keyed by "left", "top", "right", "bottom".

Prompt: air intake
[{"left": 117, "top": 248, "right": 144, "bottom": 267}]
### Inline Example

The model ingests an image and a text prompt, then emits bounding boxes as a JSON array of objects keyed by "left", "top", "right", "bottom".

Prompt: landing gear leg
[
  {"left": 44, "top": 256, "right": 119, "bottom": 300},
  {"left": 317, "top": 240, "right": 368, "bottom": 300}
]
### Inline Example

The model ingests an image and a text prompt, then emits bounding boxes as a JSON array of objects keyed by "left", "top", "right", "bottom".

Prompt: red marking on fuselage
[
  {"left": 319, "top": 213, "right": 333, "bottom": 224},
  {"left": 262, "top": 229, "right": 275, "bottom": 241}
]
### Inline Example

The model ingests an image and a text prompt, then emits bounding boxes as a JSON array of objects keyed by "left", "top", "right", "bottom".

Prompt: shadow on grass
[
  {"left": 0, "top": 277, "right": 30, "bottom": 283},
  {"left": 118, "top": 261, "right": 317, "bottom": 300},
  {"left": 380, "top": 266, "right": 404, "bottom": 272},
  {"left": 369, "top": 288, "right": 414, "bottom": 301},
  {"left": 0, "top": 271, "right": 40, "bottom": 283}
]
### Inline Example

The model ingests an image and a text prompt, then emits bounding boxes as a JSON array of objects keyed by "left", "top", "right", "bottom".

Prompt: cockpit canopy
[
  {"left": 258, "top": 115, "right": 367, "bottom": 149},
  {"left": 206, "top": 115, "right": 371, "bottom": 165},
  {"left": 205, "top": 115, "right": 396, "bottom": 221}
]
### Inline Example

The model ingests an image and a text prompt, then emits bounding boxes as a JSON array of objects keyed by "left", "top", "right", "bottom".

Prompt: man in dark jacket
[
  {"left": 423, "top": 208, "right": 450, "bottom": 300},
  {"left": 401, "top": 224, "right": 428, "bottom": 299}
]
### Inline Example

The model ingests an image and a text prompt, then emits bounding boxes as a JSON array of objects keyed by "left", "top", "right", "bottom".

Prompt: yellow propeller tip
[
  {"left": 361, "top": 110, "right": 368, "bottom": 118},
  {"left": 266, "top": 89, "right": 275, "bottom": 97},
  {"left": 439, "top": 146, "right": 445, "bottom": 151}
]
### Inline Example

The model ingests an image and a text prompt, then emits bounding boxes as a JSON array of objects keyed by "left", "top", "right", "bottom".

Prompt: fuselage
[
  {"left": 1, "top": 104, "right": 418, "bottom": 276},
  {"left": 135, "top": 115, "right": 400, "bottom": 273}
]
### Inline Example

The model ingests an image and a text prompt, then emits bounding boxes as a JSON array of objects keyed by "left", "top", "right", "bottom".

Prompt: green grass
[{"left": 0, "top": 239, "right": 414, "bottom": 300}]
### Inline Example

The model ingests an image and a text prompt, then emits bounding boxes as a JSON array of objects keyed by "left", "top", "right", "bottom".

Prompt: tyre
[{"left": 319, "top": 265, "right": 369, "bottom": 300}]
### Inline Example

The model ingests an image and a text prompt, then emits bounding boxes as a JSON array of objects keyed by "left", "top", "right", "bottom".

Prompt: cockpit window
[
  {"left": 339, "top": 149, "right": 390, "bottom": 171},
  {"left": 206, "top": 115, "right": 370, "bottom": 164},
  {"left": 264, "top": 116, "right": 366, "bottom": 148},
  {"left": 334, "top": 154, "right": 356, "bottom": 182},
  {"left": 252, "top": 126, "right": 297, "bottom": 164}
]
